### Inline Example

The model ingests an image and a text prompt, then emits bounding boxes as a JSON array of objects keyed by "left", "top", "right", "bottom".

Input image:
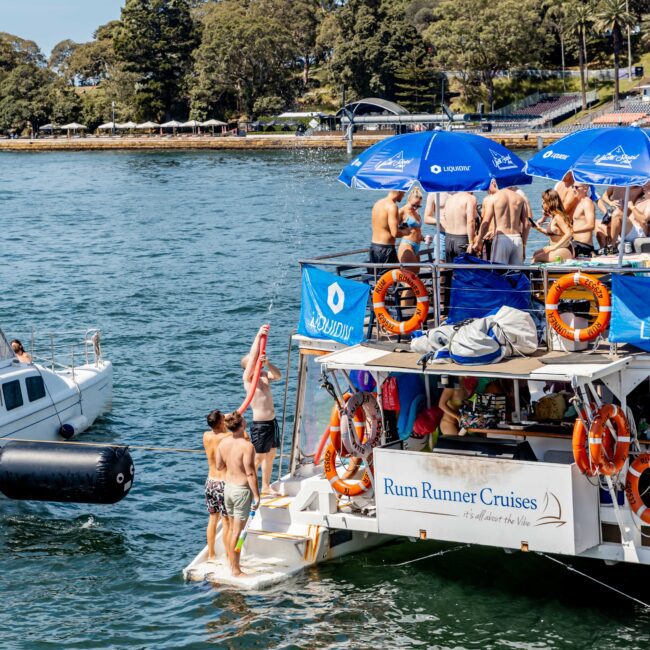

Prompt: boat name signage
[{"left": 374, "top": 449, "right": 599, "bottom": 555}]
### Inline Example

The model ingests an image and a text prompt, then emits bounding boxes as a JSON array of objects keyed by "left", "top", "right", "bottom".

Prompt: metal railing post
[{"left": 277, "top": 329, "right": 295, "bottom": 481}]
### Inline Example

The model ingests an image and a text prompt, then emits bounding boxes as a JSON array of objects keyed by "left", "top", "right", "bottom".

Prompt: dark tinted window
[
  {"left": 3, "top": 380, "right": 23, "bottom": 411},
  {"left": 26, "top": 376, "right": 46, "bottom": 402}
]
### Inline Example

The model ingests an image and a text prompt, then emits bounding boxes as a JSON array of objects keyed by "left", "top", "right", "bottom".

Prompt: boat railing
[
  {"left": 298, "top": 248, "right": 650, "bottom": 352},
  {"left": 30, "top": 328, "right": 104, "bottom": 376}
]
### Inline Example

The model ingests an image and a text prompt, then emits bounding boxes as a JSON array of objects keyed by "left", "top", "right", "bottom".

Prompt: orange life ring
[
  {"left": 340, "top": 391, "right": 381, "bottom": 458},
  {"left": 372, "top": 269, "right": 429, "bottom": 335},
  {"left": 323, "top": 443, "right": 373, "bottom": 497},
  {"left": 545, "top": 272, "right": 611, "bottom": 342},
  {"left": 588, "top": 404, "right": 631, "bottom": 476},
  {"left": 625, "top": 455, "right": 650, "bottom": 524},
  {"left": 572, "top": 418, "right": 598, "bottom": 476}
]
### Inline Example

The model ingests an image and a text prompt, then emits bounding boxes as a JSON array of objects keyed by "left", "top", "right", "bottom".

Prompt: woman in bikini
[
  {"left": 398, "top": 187, "right": 424, "bottom": 272},
  {"left": 531, "top": 189, "right": 574, "bottom": 263}
]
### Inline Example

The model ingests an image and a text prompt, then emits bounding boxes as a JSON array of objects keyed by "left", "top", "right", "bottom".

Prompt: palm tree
[
  {"left": 545, "top": 1, "right": 570, "bottom": 91},
  {"left": 594, "top": 0, "right": 637, "bottom": 110},
  {"left": 567, "top": 1, "right": 594, "bottom": 111}
]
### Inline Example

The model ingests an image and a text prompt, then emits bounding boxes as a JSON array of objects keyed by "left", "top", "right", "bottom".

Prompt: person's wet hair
[
  {"left": 206, "top": 409, "right": 224, "bottom": 429},
  {"left": 10, "top": 339, "right": 24, "bottom": 354},
  {"left": 225, "top": 411, "right": 245, "bottom": 432}
]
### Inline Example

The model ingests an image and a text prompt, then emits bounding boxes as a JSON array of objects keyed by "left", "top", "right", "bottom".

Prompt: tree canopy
[{"left": 0, "top": 0, "right": 647, "bottom": 133}]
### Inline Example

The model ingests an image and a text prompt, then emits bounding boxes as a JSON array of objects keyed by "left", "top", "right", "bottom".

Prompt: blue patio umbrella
[
  {"left": 338, "top": 130, "right": 532, "bottom": 192},
  {"left": 524, "top": 126, "right": 650, "bottom": 265}
]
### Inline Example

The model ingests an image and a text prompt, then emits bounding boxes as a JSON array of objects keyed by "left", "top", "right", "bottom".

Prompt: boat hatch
[{"left": 316, "top": 344, "right": 632, "bottom": 383}]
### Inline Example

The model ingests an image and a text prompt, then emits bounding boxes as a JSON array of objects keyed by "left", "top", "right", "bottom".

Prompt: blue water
[{"left": 1, "top": 149, "right": 649, "bottom": 649}]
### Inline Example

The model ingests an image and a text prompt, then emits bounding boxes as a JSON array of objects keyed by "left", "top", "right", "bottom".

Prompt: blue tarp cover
[
  {"left": 446, "top": 254, "right": 531, "bottom": 324},
  {"left": 610, "top": 275, "right": 650, "bottom": 351}
]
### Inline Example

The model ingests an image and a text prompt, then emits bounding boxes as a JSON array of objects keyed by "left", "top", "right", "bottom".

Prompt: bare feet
[
  {"left": 232, "top": 570, "right": 248, "bottom": 577},
  {"left": 206, "top": 557, "right": 218, "bottom": 564},
  {"left": 262, "top": 486, "right": 280, "bottom": 496}
]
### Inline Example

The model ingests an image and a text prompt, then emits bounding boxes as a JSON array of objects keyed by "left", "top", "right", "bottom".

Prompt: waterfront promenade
[{"left": 0, "top": 132, "right": 561, "bottom": 152}]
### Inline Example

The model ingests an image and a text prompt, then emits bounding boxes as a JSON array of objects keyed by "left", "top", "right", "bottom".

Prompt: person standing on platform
[
  {"left": 442, "top": 191, "right": 478, "bottom": 262},
  {"left": 424, "top": 191, "right": 448, "bottom": 260},
  {"left": 216, "top": 411, "right": 260, "bottom": 578},
  {"left": 242, "top": 325, "right": 282, "bottom": 495},
  {"left": 203, "top": 409, "right": 232, "bottom": 564},
  {"left": 369, "top": 190, "right": 406, "bottom": 264}
]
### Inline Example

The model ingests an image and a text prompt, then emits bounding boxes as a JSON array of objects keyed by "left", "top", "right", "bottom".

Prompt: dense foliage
[{"left": 0, "top": 0, "right": 647, "bottom": 132}]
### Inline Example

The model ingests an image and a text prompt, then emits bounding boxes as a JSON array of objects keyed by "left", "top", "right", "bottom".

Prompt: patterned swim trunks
[{"left": 205, "top": 479, "right": 227, "bottom": 516}]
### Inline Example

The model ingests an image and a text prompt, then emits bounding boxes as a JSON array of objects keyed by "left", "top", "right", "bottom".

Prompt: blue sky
[{"left": 0, "top": 0, "right": 124, "bottom": 55}]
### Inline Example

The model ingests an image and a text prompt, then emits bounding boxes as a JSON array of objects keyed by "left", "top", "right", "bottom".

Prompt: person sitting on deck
[
  {"left": 242, "top": 325, "right": 282, "bottom": 495},
  {"left": 530, "top": 189, "right": 574, "bottom": 263},
  {"left": 11, "top": 339, "right": 32, "bottom": 363},
  {"left": 600, "top": 185, "right": 645, "bottom": 252}
]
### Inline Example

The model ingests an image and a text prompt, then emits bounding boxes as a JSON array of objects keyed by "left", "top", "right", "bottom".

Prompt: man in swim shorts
[
  {"left": 216, "top": 411, "right": 260, "bottom": 577},
  {"left": 442, "top": 192, "right": 477, "bottom": 262},
  {"left": 369, "top": 190, "right": 407, "bottom": 265},
  {"left": 203, "top": 409, "right": 232, "bottom": 563},
  {"left": 242, "top": 324, "right": 282, "bottom": 495},
  {"left": 471, "top": 185, "right": 528, "bottom": 265}
]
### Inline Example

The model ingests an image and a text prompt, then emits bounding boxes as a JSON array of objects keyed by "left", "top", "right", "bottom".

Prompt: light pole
[{"left": 111, "top": 101, "right": 115, "bottom": 137}]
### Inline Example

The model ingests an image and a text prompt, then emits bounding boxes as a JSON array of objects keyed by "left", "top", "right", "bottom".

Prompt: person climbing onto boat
[
  {"left": 398, "top": 187, "right": 424, "bottom": 269},
  {"left": 530, "top": 189, "right": 574, "bottom": 263},
  {"left": 203, "top": 409, "right": 232, "bottom": 564},
  {"left": 11, "top": 339, "right": 31, "bottom": 363},
  {"left": 242, "top": 325, "right": 282, "bottom": 495},
  {"left": 442, "top": 191, "right": 477, "bottom": 263},
  {"left": 216, "top": 411, "right": 260, "bottom": 578},
  {"left": 369, "top": 190, "right": 407, "bottom": 265}
]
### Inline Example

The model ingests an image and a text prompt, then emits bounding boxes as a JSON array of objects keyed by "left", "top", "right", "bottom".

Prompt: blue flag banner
[
  {"left": 297, "top": 265, "right": 370, "bottom": 345},
  {"left": 610, "top": 275, "right": 650, "bottom": 351}
]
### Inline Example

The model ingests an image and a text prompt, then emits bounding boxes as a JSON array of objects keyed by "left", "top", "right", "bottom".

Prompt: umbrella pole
[
  {"left": 617, "top": 185, "right": 631, "bottom": 267},
  {"left": 435, "top": 192, "right": 442, "bottom": 323}
]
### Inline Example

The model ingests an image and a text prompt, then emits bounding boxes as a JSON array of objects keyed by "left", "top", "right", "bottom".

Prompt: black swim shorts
[
  {"left": 205, "top": 478, "right": 227, "bottom": 516},
  {"left": 250, "top": 418, "right": 280, "bottom": 454},
  {"left": 571, "top": 240, "right": 595, "bottom": 258},
  {"left": 445, "top": 234, "right": 469, "bottom": 263},
  {"left": 368, "top": 243, "right": 398, "bottom": 265}
]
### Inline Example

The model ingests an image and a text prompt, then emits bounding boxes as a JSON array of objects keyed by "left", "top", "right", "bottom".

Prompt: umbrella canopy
[
  {"left": 201, "top": 119, "right": 227, "bottom": 126},
  {"left": 338, "top": 131, "right": 532, "bottom": 192},
  {"left": 60, "top": 122, "right": 87, "bottom": 130},
  {"left": 524, "top": 126, "right": 650, "bottom": 187},
  {"left": 39, "top": 124, "right": 56, "bottom": 130},
  {"left": 136, "top": 121, "right": 159, "bottom": 129},
  {"left": 160, "top": 120, "right": 182, "bottom": 128},
  {"left": 116, "top": 121, "right": 137, "bottom": 129},
  {"left": 98, "top": 122, "right": 117, "bottom": 130},
  {"left": 525, "top": 126, "right": 650, "bottom": 266},
  {"left": 181, "top": 119, "right": 201, "bottom": 128}
]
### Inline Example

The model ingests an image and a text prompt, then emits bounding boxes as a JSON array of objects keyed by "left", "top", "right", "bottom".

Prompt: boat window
[
  {"left": 3, "top": 380, "right": 24, "bottom": 411},
  {"left": 26, "top": 376, "right": 46, "bottom": 402}
]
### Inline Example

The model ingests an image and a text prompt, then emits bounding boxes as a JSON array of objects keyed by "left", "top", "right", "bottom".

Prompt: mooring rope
[
  {"left": 537, "top": 552, "right": 650, "bottom": 610},
  {"left": 391, "top": 543, "right": 470, "bottom": 567}
]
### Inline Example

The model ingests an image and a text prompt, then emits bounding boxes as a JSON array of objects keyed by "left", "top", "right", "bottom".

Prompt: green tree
[
  {"left": 191, "top": 0, "right": 298, "bottom": 118},
  {"left": 394, "top": 47, "right": 441, "bottom": 112},
  {"left": 0, "top": 33, "right": 45, "bottom": 67},
  {"left": 0, "top": 63, "right": 53, "bottom": 132},
  {"left": 292, "top": 0, "right": 325, "bottom": 87},
  {"left": 567, "top": 1, "right": 595, "bottom": 110},
  {"left": 594, "top": 0, "right": 637, "bottom": 109},
  {"left": 425, "top": 0, "right": 548, "bottom": 110},
  {"left": 48, "top": 79, "right": 82, "bottom": 124},
  {"left": 49, "top": 39, "right": 79, "bottom": 82},
  {"left": 113, "top": 0, "right": 198, "bottom": 120},
  {"left": 544, "top": 1, "right": 571, "bottom": 91}
]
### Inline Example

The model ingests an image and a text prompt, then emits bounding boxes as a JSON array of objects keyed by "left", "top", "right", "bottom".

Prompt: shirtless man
[
  {"left": 216, "top": 411, "right": 260, "bottom": 577},
  {"left": 203, "top": 409, "right": 231, "bottom": 563},
  {"left": 424, "top": 191, "right": 449, "bottom": 259},
  {"left": 554, "top": 172, "right": 580, "bottom": 215},
  {"left": 569, "top": 183, "right": 596, "bottom": 257},
  {"left": 369, "top": 190, "right": 407, "bottom": 264},
  {"left": 242, "top": 324, "right": 282, "bottom": 495},
  {"left": 443, "top": 192, "right": 477, "bottom": 262},
  {"left": 471, "top": 186, "right": 527, "bottom": 264}
]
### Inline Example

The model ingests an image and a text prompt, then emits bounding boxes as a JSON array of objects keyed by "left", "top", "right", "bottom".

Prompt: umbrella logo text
[
  {"left": 542, "top": 150, "right": 569, "bottom": 160},
  {"left": 490, "top": 149, "right": 517, "bottom": 171},
  {"left": 327, "top": 282, "right": 345, "bottom": 315},
  {"left": 594, "top": 146, "right": 639, "bottom": 169},
  {"left": 375, "top": 151, "right": 413, "bottom": 172}
]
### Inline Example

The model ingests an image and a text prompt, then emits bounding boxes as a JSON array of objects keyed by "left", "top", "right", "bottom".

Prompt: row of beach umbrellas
[
  {"left": 339, "top": 126, "right": 650, "bottom": 268},
  {"left": 39, "top": 119, "right": 228, "bottom": 132}
]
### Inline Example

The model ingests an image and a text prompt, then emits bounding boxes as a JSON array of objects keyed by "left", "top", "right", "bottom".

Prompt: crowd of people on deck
[{"left": 369, "top": 176, "right": 650, "bottom": 266}]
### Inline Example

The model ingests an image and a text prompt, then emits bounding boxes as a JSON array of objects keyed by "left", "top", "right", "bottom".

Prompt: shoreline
[{"left": 0, "top": 132, "right": 562, "bottom": 152}]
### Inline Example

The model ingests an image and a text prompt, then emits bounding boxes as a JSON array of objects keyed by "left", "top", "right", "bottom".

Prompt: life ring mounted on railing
[
  {"left": 372, "top": 269, "right": 429, "bottom": 335},
  {"left": 545, "top": 272, "right": 611, "bottom": 342}
]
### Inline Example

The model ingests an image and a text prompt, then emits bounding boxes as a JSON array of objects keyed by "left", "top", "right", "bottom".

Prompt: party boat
[
  {"left": 185, "top": 127, "right": 650, "bottom": 590},
  {"left": 0, "top": 328, "right": 112, "bottom": 445}
]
